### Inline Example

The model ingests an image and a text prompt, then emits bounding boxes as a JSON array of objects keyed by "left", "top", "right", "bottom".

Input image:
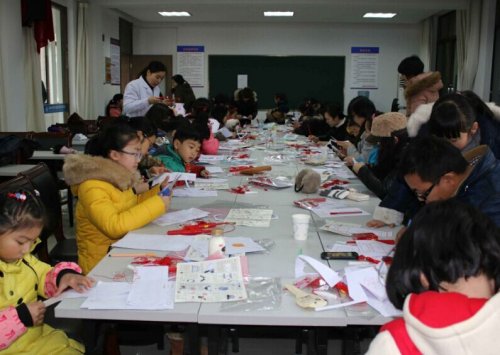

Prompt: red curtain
[{"left": 21, "top": 0, "right": 55, "bottom": 53}]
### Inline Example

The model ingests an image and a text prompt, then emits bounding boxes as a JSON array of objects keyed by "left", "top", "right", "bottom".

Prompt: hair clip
[{"left": 7, "top": 192, "right": 27, "bottom": 202}]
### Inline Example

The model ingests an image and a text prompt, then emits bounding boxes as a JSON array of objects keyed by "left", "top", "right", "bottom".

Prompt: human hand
[
  {"left": 55, "top": 274, "right": 94, "bottom": 296},
  {"left": 148, "top": 96, "right": 164, "bottom": 105},
  {"left": 133, "top": 181, "right": 149, "bottom": 194},
  {"left": 159, "top": 175, "right": 171, "bottom": 190},
  {"left": 336, "top": 140, "right": 352, "bottom": 149},
  {"left": 27, "top": 301, "right": 46, "bottom": 326},
  {"left": 352, "top": 162, "right": 365, "bottom": 174},
  {"left": 395, "top": 226, "right": 407, "bottom": 244},
  {"left": 160, "top": 194, "right": 172, "bottom": 209},
  {"left": 308, "top": 135, "right": 319, "bottom": 143},
  {"left": 343, "top": 156, "right": 355, "bottom": 166},
  {"left": 366, "top": 219, "right": 395, "bottom": 228},
  {"left": 200, "top": 169, "right": 210, "bottom": 178}
]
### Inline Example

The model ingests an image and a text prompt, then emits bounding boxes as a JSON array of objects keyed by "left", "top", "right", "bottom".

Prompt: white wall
[
  {"left": 134, "top": 22, "right": 420, "bottom": 112},
  {"left": 1, "top": 0, "right": 27, "bottom": 131}
]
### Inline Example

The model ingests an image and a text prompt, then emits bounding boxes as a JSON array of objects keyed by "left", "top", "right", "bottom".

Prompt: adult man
[{"left": 397, "top": 136, "right": 500, "bottom": 226}]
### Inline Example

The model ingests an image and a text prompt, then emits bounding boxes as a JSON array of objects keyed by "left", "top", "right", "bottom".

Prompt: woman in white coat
[{"left": 123, "top": 61, "right": 170, "bottom": 117}]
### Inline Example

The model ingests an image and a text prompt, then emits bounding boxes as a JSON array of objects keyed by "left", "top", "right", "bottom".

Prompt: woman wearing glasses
[{"left": 63, "top": 121, "right": 172, "bottom": 274}]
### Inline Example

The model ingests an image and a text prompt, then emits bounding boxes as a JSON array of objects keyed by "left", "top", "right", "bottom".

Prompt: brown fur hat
[{"left": 294, "top": 169, "right": 321, "bottom": 194}]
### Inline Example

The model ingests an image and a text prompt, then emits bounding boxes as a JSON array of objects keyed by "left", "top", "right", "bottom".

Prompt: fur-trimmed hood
[
  {"left": 405, "top": 71, "right": 443, "bottom": 99},
  {"left": 63, "top": 154, "right": 138, "bottom": 192},
  {"left": 407, "top": 101, "right": 500, "bottom": 138}
]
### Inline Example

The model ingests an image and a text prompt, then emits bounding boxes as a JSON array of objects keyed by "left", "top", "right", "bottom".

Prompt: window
[
  {"left": 40, "top": 3, "right": 69, "bottom": 123},
  {"left": 435, "top": 11, "right": 457, "bottom": 94}
]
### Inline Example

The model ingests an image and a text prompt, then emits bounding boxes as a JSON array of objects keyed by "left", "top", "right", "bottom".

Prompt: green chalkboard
[{"left": 208, "top": 55, "right": 345, "bottom": 109}]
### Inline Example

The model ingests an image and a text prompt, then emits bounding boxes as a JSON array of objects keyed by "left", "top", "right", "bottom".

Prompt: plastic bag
[{"left": 220, "top": 277, "right": 282, "bottom": 312}]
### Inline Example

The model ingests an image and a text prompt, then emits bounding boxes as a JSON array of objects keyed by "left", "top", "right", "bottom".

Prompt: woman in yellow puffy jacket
[{"left": 63, "top": 121, "right": 171, "bottom": 274}]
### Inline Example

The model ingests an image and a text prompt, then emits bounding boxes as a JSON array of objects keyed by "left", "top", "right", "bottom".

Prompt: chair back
[{"left": 32, "top": 131, "right": 72, "bottom": 150}]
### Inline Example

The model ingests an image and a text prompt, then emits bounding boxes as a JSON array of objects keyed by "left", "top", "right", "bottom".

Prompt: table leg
[
  {"left": 186, "top": 323, "right": 200, "bottom": 355},
  {"left": 315, "top": 327, "right": 328, "bottom": 355},
  {"left": 207, "top": 325, "right": 221, "bottom": 355}
]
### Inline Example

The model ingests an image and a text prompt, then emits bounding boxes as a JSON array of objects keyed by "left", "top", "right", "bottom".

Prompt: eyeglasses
[
  {"left": 412, "top": 182, "right": 437, "bottom": 202},
  {"left": 120, "top": 150, "right": 143, "bottom": 160}
]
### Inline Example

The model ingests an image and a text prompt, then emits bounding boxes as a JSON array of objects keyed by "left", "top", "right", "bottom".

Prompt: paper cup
[{"left": 292, "top": 214, "right": 311, "bottom": 241}]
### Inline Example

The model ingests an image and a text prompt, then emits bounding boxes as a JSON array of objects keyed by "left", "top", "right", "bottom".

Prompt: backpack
[{"left": 0, "top": 135, "right": 40, "bottom": 166}]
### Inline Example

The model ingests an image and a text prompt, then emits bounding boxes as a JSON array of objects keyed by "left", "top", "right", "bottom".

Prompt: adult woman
[{"left": 123, "top": 61, "right": 170, "bottom": 117}]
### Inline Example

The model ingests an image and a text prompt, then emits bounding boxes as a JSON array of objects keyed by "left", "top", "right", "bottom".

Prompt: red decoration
[{"left": 21, "top": 0, "right": 55, "bottom": 53}]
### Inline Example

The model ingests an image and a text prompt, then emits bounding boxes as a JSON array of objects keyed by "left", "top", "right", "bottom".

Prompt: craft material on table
[
  {"left": 248, "top": 176, "right": 293, "bottom": 189},
  {"left": 153, "top": 208, "right": 210, "bottom": 226},
  {"left": 328, "top": 207, "right": 370, "bottom": 217},
  {"left": 175, "top": 257, "right": 247, "bottom": 302},
  {"left": 195, "top": 178, "right": 230, "bottom": 190},
  {"left": 81, "top": 267, "right": 175, "bottom": 310},
  {"left": 224, "top": 208, "right": 274, "bottom": 227},
  {"left": 320, "top": 222, "right": 393, "bottom": 238},
  {"left": 172, "top": 188, "right": 218, "bottom": 197},
  {"left": 284, "top": 283, "right": 327, "bottom": 309},
  {"left": 113, "top": 233, "right": 196, "bottom": 251}
]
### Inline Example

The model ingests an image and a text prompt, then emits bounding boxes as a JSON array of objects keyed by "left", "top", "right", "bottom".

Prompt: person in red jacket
[{"left": 367, "top": 199, "right": 500, "bottom": 354}]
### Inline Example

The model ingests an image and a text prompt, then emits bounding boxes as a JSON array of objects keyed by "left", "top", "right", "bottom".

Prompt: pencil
[{"left": 329, "top": 211, "right": 362, "bottom": 215}]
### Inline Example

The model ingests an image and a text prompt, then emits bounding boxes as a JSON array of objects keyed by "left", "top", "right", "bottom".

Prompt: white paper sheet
[
  {"left": 113, "top": 234, "right": 194, "bottom": 251},
  {"left": 295, "top": 255, "right": 341, "bottom": 288},
  {"left": 152, "top": 208, "right": 210, "bottom": 226},
  {"left": 43, "top": 288, "right": 94, "bottom": 307},
  {"left": 321, "top": 222, "right": 393, "bottom": 238},
  {"left": 308, "top": 200, "right": 347, "bottom": 218},
  {"left": 168, "top": 172, "right": 196, "bottom": 182},
  {"left": 198, "top": 155, "right": 226, "bottom": 163},
  {"left": 127, "top": 266, "right": 174, "bottom": 310},
  {"left": 205, "top": 166, "right": 224, "bottom": 174},
  {"left": 187, "top": 236, "right": 266, "bottom": 257},
  {"left": 355, "top": 240, "right": 394, "bottom": 258},
  {"left": 194, "top": 179, "right": 229, "bottom": 190},
  {"left": 224, "top": 209, "right": 273, "bottom": 227},
  {"left": 81, "top": 280, "right": 175, "bottom": 310},
  {"left": 175, "top": 257, "right": 247, "bottom": 302},
  {"left": 326, "top": 242, "right": 360, "bottom": 253},
  {"left": 150, "top": 173, "right": 169, "bottom": 187},
  {"left": 172, "top": 188, "right": 218, "bottom": 197}
]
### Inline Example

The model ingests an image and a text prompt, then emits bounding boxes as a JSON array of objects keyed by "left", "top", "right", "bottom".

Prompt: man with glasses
[{"left": 397, "top": 136, "right": 500, "bottom": 226}]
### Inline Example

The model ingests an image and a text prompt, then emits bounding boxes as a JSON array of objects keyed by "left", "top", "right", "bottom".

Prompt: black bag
[{"left": 0, "top": 135, "right": 40, "bottom": 166}]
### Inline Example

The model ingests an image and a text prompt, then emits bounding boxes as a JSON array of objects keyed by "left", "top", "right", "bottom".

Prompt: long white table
[{"left": 54, "top": 128, "right": 395, "bottom": 354}]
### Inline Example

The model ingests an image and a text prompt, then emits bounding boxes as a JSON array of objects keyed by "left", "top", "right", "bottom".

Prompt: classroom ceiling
[{"left": 92, "top": 0, "right": 468, "bottom": 24}]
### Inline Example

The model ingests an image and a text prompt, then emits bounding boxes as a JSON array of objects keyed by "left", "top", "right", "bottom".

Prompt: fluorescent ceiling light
[
  {"left": 158, "top": 11, "right": 191, "bottom": 17},
  {"left": 363, "top": 12, "right": 397, "bottom": 18},
  {"left": 264, "top": 11, "right": 294, "bottom": 17}
]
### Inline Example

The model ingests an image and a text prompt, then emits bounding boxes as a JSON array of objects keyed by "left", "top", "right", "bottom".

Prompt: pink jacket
[{"left": 201, "top": 129, "right": 220, "bottom": 155}]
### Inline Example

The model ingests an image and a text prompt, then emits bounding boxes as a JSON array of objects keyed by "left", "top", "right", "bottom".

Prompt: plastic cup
[{"left": 292, "top": 214, "right": 311, "bottom": 241}]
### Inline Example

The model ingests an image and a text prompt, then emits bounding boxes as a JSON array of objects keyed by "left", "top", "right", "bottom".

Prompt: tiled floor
[{"left": 46, "top": 205, "right": 374, "bottom": 354}]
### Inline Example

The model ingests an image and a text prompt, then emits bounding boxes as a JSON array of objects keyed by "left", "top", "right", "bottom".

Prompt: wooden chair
[
  {"left": 18, "top": 163, "right": 78, "bottom": 265},
  {"left": 30, "top": 131, "right": 74, "bottom": 227}
]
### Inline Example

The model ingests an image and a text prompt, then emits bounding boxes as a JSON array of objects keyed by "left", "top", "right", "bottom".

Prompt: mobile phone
[
  {"left": 159, "top": 175, "right": 181, "bottom": 196},
  {"left": 321, "top": 252, "right": 359, "bottom": 260}
]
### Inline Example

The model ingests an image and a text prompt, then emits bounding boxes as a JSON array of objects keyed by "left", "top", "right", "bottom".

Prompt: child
[
  {"left": 63, "top": 121, "right": 171, "bottom": 274},
  {"left": 366, "top": 199, "right": 500, "bottom": 354},
  {"left": 156, "top": 123, "right": 209, "bottom": 177},
  {"left": 0, "top": 189, "right": 93, "bottom": 354},
  {"left": 188, "top": 98, "right": 220, "bottom": 155},
  {"left": 105, "top": 93, "right": 123, "bottom": 117}
]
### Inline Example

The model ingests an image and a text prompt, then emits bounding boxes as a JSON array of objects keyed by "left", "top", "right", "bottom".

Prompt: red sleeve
[{"left": 185, "top": 163, "right": 206, "bottom": 177}]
